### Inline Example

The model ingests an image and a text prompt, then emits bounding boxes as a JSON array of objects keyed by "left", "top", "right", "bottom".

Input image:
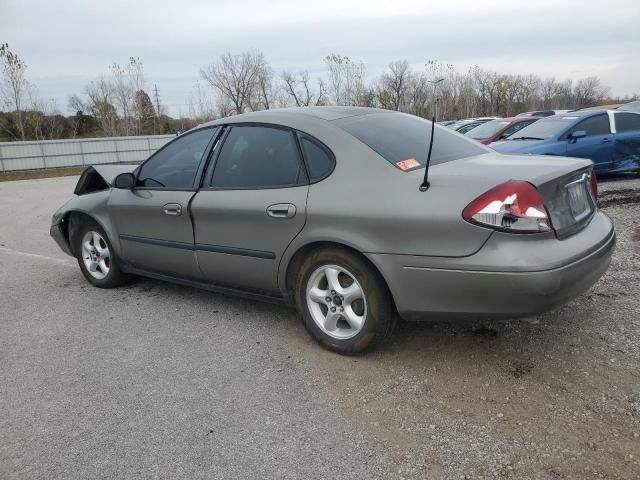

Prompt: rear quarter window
[{"left": 332, "top": 112, "right": 488, "bottom": 169}]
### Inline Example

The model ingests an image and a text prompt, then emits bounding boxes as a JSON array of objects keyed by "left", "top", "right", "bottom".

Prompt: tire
[
  {"left": 293, "top": 247, "right": 397, "bottom": 354},
  {"left": 74, "top": 220, "right": 131, "bottom": 288}
]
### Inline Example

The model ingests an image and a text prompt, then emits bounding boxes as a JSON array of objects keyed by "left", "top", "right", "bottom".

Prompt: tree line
[{"left": 1, "top": 45, "right": 636, "bottom": 142}]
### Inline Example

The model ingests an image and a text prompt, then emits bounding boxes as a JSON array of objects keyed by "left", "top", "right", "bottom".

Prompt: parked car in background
[
  {"left": 464, "top": 117, "right": 541, "bottom": 145},
  {"left": 491, "top": 110, "right": 640, "bottom": 174},
  {"left": 50, "top": 107, "right": 614, "bottom": 354},
  {"left": 516, "top": 110, "right": 569, "bottom": 117},
  {"left": 455, "top": 121, "right": 486, "bottom": 135},
  {"left": 438, "top": 120, "right": 457, "bottom": 127},
  {"left": 447, "top": 117, "right": 499, "bottom": 131}
]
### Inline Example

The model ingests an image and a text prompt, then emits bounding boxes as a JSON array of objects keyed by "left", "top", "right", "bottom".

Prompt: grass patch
[{"left": 0, "top": 166, "right": 88, "bottom": 182}]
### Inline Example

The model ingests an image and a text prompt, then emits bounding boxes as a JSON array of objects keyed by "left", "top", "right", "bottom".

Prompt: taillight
[
  {"left": 462, "top": 180, "right": 553, "bottom": 233},
  {"left": 589, "top": 171, "right": 598, "bottom": 200}
]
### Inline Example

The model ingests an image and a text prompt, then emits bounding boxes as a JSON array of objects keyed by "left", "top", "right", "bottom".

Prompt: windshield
[
  {"left": 506, "top": 116, "right": 578, "bottom": 140},
  {"left": 332, "top": 112, "right": 489, "bottom": 169},
  {"left": 466, "top": 120, "right": 511, "bottom": 139}
]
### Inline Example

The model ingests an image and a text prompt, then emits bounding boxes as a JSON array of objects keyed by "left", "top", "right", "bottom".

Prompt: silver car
[{"left": 50, "top": 107, "right": 615, "bottom": 354}]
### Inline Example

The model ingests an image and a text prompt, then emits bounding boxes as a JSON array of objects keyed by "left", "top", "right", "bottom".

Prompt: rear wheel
[
  {"left": 294, "top": 247, "right": 397, "bottom": 354},
  {"left": 74, "top": 221, "right": 130, "bottom": 288}
]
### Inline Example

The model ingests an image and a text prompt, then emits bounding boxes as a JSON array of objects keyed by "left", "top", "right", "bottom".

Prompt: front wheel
[
  {"left": 294, "top": 247, "right": 397, "bottom": 354},
  {"left": 75, "top": 221, "right": 131, "bottom": 288}
]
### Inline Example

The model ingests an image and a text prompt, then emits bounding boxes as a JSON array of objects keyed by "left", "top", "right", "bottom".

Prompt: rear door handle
[
  {"left": 266, "top": 203, "right": 296, "bottom": 219},
  {"left": 163, "top": 203, "right": 182, "bottom": 216}
]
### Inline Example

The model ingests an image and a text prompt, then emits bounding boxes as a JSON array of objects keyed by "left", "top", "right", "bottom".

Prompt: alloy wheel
[
  {"left": 306, "top": 264, "right": 367, "bottom": 340},
  {"left": 81, "top": 231, "right": 111, "bottom": 280}
]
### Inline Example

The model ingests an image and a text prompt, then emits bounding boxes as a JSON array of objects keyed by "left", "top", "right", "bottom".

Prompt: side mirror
[
  {"left": 570, "top": 130, "right": 587, "bottom": 140},
  {"left": 113, "top": 172, "right": 135, "bottom": 189},
  {"left": 499, "top": 133, "right": 510, "bottom": 140}
]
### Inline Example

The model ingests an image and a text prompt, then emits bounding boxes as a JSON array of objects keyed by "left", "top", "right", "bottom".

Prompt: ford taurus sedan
[{"left": 50, "top": 107, "right": 615, "bottom": 354}]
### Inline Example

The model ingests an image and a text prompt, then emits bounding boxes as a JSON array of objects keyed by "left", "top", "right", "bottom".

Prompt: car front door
[
  {"left": 190, "top": 125, "right": 310, "bottom": 293},
  {"left": 109, "top": 127, "right": 218, "bottom": 278},
  {"left": 563, "top": 114, "right": 614, "bottom": 172}
]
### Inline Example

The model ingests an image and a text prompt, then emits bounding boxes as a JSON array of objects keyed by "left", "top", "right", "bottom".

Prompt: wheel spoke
[
  {"left": 92, "top": 231, "right": 101, "bottom": 247},
  {"left": 98, "top": 259, "right": 109, "bottom": 273},
  {"left": 323, "top": 310, "right": 341, "bottom": 332},
  {"left": 309, "top": 287, "right": 328, "bottom": 304},
  {"left": 341, "top": 282, "right": 362, "bottom": 303},
  {"left": 88, "top": 261, "right": 99, "bottom": 273},
  {"left": 343, "top": 305, "right": 364, "bottom": 330},
  {"left": 98, "top": 245, "right": 110, "bottom": 258},
  {"left": 324, "top": 267, "right": 341, "bottom": 292}
]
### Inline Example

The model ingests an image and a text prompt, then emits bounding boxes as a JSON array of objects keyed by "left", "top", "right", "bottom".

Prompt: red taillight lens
[
  {"left": 589, "top": 171, "right": 598, "bottom": 200},
  {"left": 462, "top": 180, "right": 553, "bottom": 233}
]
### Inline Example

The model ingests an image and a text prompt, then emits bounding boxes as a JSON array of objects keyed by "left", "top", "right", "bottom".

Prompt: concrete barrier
[{"left": 0, "top": 135, "right": 174, "bottom": 171}]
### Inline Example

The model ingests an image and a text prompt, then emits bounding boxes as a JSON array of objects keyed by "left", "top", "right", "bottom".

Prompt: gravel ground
[{"left": 1, "top": 174, "right": 639, "bottom": 479}]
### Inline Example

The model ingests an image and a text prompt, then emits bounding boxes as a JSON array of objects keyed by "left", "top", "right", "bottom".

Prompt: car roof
[{"left": 201, "top": 106, "right": 390, "bottom": 127}]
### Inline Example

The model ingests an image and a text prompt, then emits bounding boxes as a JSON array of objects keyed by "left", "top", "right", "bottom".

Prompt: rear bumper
[{"left": 366, "top": 211, "right": 615, "bottom": 321}]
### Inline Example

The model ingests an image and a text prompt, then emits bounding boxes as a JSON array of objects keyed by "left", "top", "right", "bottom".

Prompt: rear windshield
[
  {"left": 466, "top": 120, "right": 511, "bottom": 139},
  {"left": 332, "top": 112, "right": 488, "bottom": 169},
  {"left": 506, "top": 116, "right": 578, "bottom": 140}
]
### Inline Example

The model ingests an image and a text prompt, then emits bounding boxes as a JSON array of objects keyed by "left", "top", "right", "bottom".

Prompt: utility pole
[{"left": 153, "top": 84, "right": 161, "bottom": 134}]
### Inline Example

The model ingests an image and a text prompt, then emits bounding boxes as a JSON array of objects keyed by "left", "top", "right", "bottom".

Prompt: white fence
[{"left": 0, "top": 135, "right": 174, "bottom": 171}]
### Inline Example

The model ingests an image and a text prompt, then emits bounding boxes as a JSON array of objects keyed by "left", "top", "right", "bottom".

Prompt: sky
[{"left": 1, "top": 0, "right": 639, "bottom": 116}]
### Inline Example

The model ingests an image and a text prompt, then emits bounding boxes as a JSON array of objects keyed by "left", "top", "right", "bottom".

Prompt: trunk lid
[{"left": 432, "top": 153, "right": 596, "bottom": 238}]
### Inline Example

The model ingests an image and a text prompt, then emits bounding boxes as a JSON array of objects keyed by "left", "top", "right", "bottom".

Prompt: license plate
[{"left": 567, "top": 182, "right": 589, "bottom": 217}]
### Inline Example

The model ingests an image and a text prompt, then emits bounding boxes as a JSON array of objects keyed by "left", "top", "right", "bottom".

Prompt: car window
[
  {"left": 504, "top": 120, "right": 534, "bottom": 136},
  {"left": 211, "top": 126, "right": 306, "bottom": 188},
  {"left": 565, "top": 114, "right": 610, "bottom": 138},
  {"left": 508, "top": 116, "right": 577, "bottom": 140},
  {"left": 615, "top": 113, "right": 640, "bottom": 132},
  {"left": 333, "top": 113, "right": 488, "bottom": 169},
  {"left": 466, "top": 120, "right": 510, "bottom": 139},
  {"left": 298, "top": 135, "right": 334, "bottom": 181},
  {"left": 137, "top": 127, "right": 215, "bottom": 189}
]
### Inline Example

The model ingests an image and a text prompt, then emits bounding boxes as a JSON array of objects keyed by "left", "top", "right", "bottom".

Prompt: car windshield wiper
[{"left": 510, "top": 136, "right": 544, "bottom": 141}]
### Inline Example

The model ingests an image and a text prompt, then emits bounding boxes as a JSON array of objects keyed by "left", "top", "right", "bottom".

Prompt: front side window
[
  {"left": 211, "top": 126, "right": 306, "bottom": 188},
  {"left": 615, "top": 113, "right": 640, "bottom": 132},
  {"left": 333, "top": 113, "right": 488, "bottom": 169},
  {"left": 137, "top": 127, "right": 215, "bottom": 189},
  {"left": 466, "top": 120, "right": 510, "bottom": 140},
  {"left": 565, "top": 114, "right": 610, "bottom": 138}
]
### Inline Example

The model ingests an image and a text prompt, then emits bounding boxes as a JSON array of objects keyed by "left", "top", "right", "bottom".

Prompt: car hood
[
  {"left": 74, "top": 164, "right": 137, "bottom": 195},
  {"left": 490, "top": 139, "right": 544, "bottom": 153}
]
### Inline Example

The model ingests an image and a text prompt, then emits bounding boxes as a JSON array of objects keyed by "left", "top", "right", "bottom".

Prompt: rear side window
[
  {"left": 298, "top": 134, "right": 334, "bottom": 181},
  {"left": 615, "top": 113, "right": 640, "bottom": 132},
  {"left": 333, "top": 113, "right": 488, "bottom": 169},
  {"left": 566, "top": 114, "right": 610, "bottom": 138},
  {"left": 211, "top": 126, "right": 306, "bottom": 188}
]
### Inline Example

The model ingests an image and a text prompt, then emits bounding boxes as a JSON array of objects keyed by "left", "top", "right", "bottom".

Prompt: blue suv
[{"left": 491, "top": 110, "right": 640, "bottom": 174}]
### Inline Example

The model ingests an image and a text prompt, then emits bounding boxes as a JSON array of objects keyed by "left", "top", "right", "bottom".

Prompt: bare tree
[
  {"left": 324, "top": 53, "right": 367, "bottom": 106},
  {"left": 201, "top": 51, "right": 267, "bottom": 114},
  {"left": 281, "top": 70, "right": 326, "bottom": 107},
  {"left": 381, "top": 60, "right": 411, "bottom": 111},
  {"left": 574, "top": 77, "right": 610, "bottom": 108},
  {"left": 0, "top": 44, "right": 28, "bottom": 140}
]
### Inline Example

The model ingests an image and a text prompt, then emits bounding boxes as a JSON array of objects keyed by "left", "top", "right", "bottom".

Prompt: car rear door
[
  {"left": 563, "top": 114, "right": 614, "bottom": 172},
  {"left": 612, "top": 112, "right": 640, "bottom": 172},
  {"left": 108, "top": 127, "right": 218, "bottom": 278},
  {"left": 190, "top": 125, "right": 309, "bottom": 293}
]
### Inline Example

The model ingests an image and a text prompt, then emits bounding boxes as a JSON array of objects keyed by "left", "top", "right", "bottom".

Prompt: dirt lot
[{"left": 1, "top": 174, "right": 639, "bottom": 479}]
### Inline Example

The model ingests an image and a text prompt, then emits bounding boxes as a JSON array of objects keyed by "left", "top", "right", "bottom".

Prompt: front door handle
[
  {"left": 163, "top": 203, "right": 182, "bottom": 216},
  {"left": 266, "top": 203, "right": 296, "bottom": 219},
  {"left": 601, "top": 137, "right": 611, "bottom": 143}
]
